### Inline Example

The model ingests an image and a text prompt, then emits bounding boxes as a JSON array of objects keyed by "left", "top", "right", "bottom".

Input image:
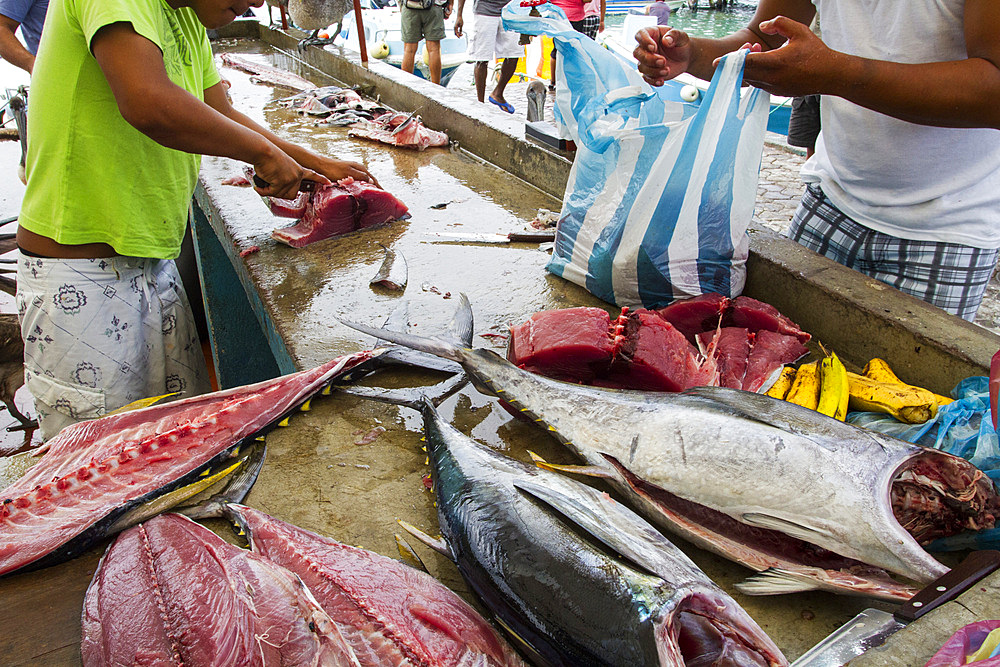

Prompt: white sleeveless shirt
[{"left": 800, "top": 0, "right": 1000, "bottom": 248}]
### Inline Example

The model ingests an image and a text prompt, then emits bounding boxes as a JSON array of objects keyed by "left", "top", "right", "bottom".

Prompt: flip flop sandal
[{"left": 488, "top": 96, "right": 515, "bottom": 114}]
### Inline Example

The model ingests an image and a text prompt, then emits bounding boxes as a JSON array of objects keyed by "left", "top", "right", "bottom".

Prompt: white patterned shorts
[
  {"left": 788, "top": 184, "right": 999, "bottom": 321},
  {"left": 16, "top": 254, "right": 211, "bottom": 440}
]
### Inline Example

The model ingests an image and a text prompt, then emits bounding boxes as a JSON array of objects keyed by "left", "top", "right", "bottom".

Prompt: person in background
[
  {"left": 0, "top": 0, "right": 49, "bottom": 184},
  {"left": 634, "top": 0, "right": 1000, "bottom": 322},
  {"left": 786, "top": 94, "right": 820, "bottom": 158},
  {"left": 454, "top": 0, "right": 523, "bottom": 113},
  {"left": 548, "top": 0, "right": 585, "bottom": 91},
  {"left": 644, "top": 0, "right": 673, "bottom": 26},
  {"left": 0, "top": 0, "right": 47, "bottom": 74},
  {"left": 16, "top": 0, "right": 377, "bottom": 439},
  {"left": 401, "top": 0, "right": 453, "bottom": 85},
  {"left": 581, "top": 0, "right": 604, "bottom": 39}
]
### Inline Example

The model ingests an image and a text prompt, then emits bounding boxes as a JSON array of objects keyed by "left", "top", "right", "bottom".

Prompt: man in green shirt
[{"left": 16, "top": 0, "right": 377, "bottom": 439}]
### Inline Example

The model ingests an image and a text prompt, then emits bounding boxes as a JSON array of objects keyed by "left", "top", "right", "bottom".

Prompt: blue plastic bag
[
  {"left": 503, "top": 1, "right": 769, "bottom": 308},
  {"left": 847, "top": 376, "right": 1000, "bottom": 550}
]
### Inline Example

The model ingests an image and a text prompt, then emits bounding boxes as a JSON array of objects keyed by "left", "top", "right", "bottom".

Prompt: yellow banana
[
  {"left": 847, "top": 371, "right": 938, "bottom": 424},
  {"left": 863, "top": 358, "right": 954, "bottom": 408},
  {"left": 785, "top": 361, "right": 820, "bottom": 411},
  {"left": 817, "top": 352, "right": 849, "bottom": 420},
  {"left": 765, "top": 366, "right": 796, "bottom": 400}
]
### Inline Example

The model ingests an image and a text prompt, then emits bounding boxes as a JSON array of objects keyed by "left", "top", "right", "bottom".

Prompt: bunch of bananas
[
  {"left": 766, "top": 356, "right": 951, "bottom": 424},
  {"left": 766, "top": 352, "right": 849, "bottom": 420}
]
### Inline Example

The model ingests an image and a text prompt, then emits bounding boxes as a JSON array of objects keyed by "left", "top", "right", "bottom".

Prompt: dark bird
[
  {"left": 0, "top": 313, "right": 35, "bottom": 431},
  {"left": 289, "top": 0, "right": 352, "bottom": 51}
]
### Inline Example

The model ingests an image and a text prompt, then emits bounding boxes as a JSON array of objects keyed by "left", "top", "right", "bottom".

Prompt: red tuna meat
[
  {"left": 655, "top": 293, "right": 730, "bottom": 342},
  {"left": 338, "top": 177, "right": 410, "bottom": 229},
  {"left": 265, "top": 191, "right": 310, "bottom": 218},
  {"left": 0, "top": 351, "right": 374, "bottom": 577},
  {"left": 272, "top": 183, "right": 358, "bottom": 248},
  {"left": 81, "top": 514, "right": 358, "bottom": 666},
  {"left": 697, "top": 327, "right": 752, "bottom": 389},
  {"left": 726, "top": 295, "right": 811, "bottom": 344},
  {"left": 609, "top": 310, "right": 717, "bottom": 391},
  {"left": 508, "top": 307, "right": 614, "bottom": 382},
  {"left": 228, "top": 504, "right": 525, "bottom": 667},
  {"left": 741, "top": 330, "right": 810, "bottom": 392}
]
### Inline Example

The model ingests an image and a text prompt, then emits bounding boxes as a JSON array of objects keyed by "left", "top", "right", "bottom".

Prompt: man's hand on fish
[
  {"left": 633, "top": 26, "right": 694, "bottom": 86},
  {"left": 317, "top": 156, "right": 382, "bottom": 188},
  {"left": 252, "top": 151, "right": 329, "bottom": 200}
]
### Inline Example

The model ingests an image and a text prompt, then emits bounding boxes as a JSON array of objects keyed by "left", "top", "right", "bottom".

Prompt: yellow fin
[{"left": 107, "top": 392, "right": 179, "bottom": 416}]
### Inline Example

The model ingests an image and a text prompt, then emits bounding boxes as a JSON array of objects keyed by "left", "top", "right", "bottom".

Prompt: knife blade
[
  {"left": 425, "top": 231, "right": 556, "bottom": 244},
  {"left": 792, "top": 550, "right": 1000, "bottom": 667}
]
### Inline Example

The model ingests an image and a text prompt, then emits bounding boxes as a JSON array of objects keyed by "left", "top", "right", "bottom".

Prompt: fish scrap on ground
[
  {"left": 340, "top": 295, "right": 1000, "bottom": 601},
  {"left": 349, "top": 112, "right": 449, "bottom": 150},
  {"left": 356, "top": 388, "right": 786, "bottom": 666},
  {"left": 0, "top": 348, "right": 432, "bottom": 578},
  {"left": 369, "top": 245, "right": 408, "bottom": 291},
  {"left": 227, "top": 504, "right": 525, "bottom": 666},
  {"left": 218, "top": 52, "right": 315, "bottom": 91}
]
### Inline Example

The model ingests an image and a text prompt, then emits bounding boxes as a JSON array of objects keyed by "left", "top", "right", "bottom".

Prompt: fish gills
[
  {"left": 228, "top": 504, "right": 524, "bottom": 667},
  {"left": 81, "top": 513, "right": 360, "bottom": 666}
]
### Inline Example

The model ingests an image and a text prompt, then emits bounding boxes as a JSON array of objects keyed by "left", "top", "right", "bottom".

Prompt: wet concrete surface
[{"left": 0, "top": 41, "right": 989, "bottom": 665}]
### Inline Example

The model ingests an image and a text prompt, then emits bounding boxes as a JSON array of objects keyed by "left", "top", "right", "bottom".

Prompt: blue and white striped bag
[{"left": 503, "top": 2, "right": 769, "bottom": 308}]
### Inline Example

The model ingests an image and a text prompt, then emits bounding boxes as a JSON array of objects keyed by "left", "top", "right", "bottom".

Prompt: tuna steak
[
  {"left": 272, "top": 179, "right": 409, "bottom": 248},
  {"left": 375, "top": 395, "right": 786, "bottom": 666},
  {"left": 0, "top": 351, "right": 378, "bottom": 578},
  {"left": 341, "top": 298, "right": 1000, "bottom": 600},
  {"left": 81, "top": 513, "right": 359, "bottom": 666},
  {"left": 226, "top": 504, "right": 525, "bottom": 667}
]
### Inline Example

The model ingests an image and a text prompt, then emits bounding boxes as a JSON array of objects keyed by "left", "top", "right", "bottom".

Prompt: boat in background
[
  {"left": 600, "top": 13, "right": 791, "bottom": 135},
  {"left": 335, "top": 0, "right": 469, "bottom": 86},
  {"left": 604, "top": 0, "right": 684, "bottom": 15}
]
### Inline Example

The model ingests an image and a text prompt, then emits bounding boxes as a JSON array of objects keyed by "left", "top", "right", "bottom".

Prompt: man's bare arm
[{"left": 0, "top": 14, "right": 34, "bottom": 74}]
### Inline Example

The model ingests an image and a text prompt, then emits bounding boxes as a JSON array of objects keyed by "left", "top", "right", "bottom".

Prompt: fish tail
[{"left": 339, "top": 294, "right": 472, "bottom": 364}]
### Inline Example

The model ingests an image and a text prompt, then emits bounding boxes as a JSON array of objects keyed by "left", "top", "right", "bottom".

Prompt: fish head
[{"left": 655, "top": 585, "right": 788, "bottom": 667}]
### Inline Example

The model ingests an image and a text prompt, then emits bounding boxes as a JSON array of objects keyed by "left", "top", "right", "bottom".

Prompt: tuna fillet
[
  {"left": 81, "top": 513, "right": 359, "bottom": 666},
  {"left": 726, "top": 295, "right": 811, "bottom": 344},
  {"left": 228, "top": 504, "right": 525, "bottom": 667},
  {"left": 507, "top": 307, "right": 614, "bottom": 382},
  {"left": 272, "top": 180, "right": 409, "bottom": 248},
  {"left": 0, "top": 352, "right": 373, "bottom": 577},
  {"left": 609, "top": 310, "right": 717, "bottom": 392}
]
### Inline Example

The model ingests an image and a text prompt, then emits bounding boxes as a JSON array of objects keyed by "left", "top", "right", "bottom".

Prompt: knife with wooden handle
[{"left": 792, "top": 550, "right": 1000, "bottom": 667}]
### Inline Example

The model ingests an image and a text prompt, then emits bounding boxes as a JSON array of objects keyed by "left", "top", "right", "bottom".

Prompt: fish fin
[
  {"left": 526, "top": 451, "right": 613, "bottom": 479},
  {"left": 513, "top": 479, "right": 690, "bottom": 582},
  {"left": 177, "top": 443, "right": 268, "bottom": 520},
  {"left": 394, "top": 533, "right": 429, "bottom": 573},
  {"left": 340, "top": 373, "right": 468, "bottom": 410},
  {"left": 492, "top": 616, "right": 549, "bottom": 666},
  {"left": 105, "top": 454, "right": 250, "bottom": 534},
  {"left": 397, "top": 519, "right": 453, "bottom": 560},
  {"left": 443, "top": 292, "right": 474, "bottom": 348},
  {"left": 735, "top": 568, "right": 823, "bottom": 595},
  {"left": 106, "top": 392, "right": 180, "bottom": 416},
  {"left": 741, "top": 512, "right": 833, "bottom": 544}
]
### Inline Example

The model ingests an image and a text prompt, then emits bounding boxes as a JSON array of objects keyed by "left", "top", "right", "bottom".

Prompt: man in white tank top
[{"left": 632, "top": 0, "right": 1000, "bottom": 321}]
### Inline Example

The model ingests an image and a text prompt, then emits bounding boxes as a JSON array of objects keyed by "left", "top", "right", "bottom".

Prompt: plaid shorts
[
  {"left": 581, "top": 15, "right": 600, "bottom": 39},
  {"left": 788, "top": 184, "right": 999, "bottom": 321}
]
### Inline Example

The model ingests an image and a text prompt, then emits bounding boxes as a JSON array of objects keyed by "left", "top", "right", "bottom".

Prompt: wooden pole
[
  {"left": 353, "top": 0, "right": 369, "bottom": 66},
  {"left": 279, "top": 4, "right": 288, "bottom": 30}
]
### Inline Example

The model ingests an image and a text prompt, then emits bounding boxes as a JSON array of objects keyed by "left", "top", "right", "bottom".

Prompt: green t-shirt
[{"left": 20, "top": 0, "right": 221, "bottom": 259}]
